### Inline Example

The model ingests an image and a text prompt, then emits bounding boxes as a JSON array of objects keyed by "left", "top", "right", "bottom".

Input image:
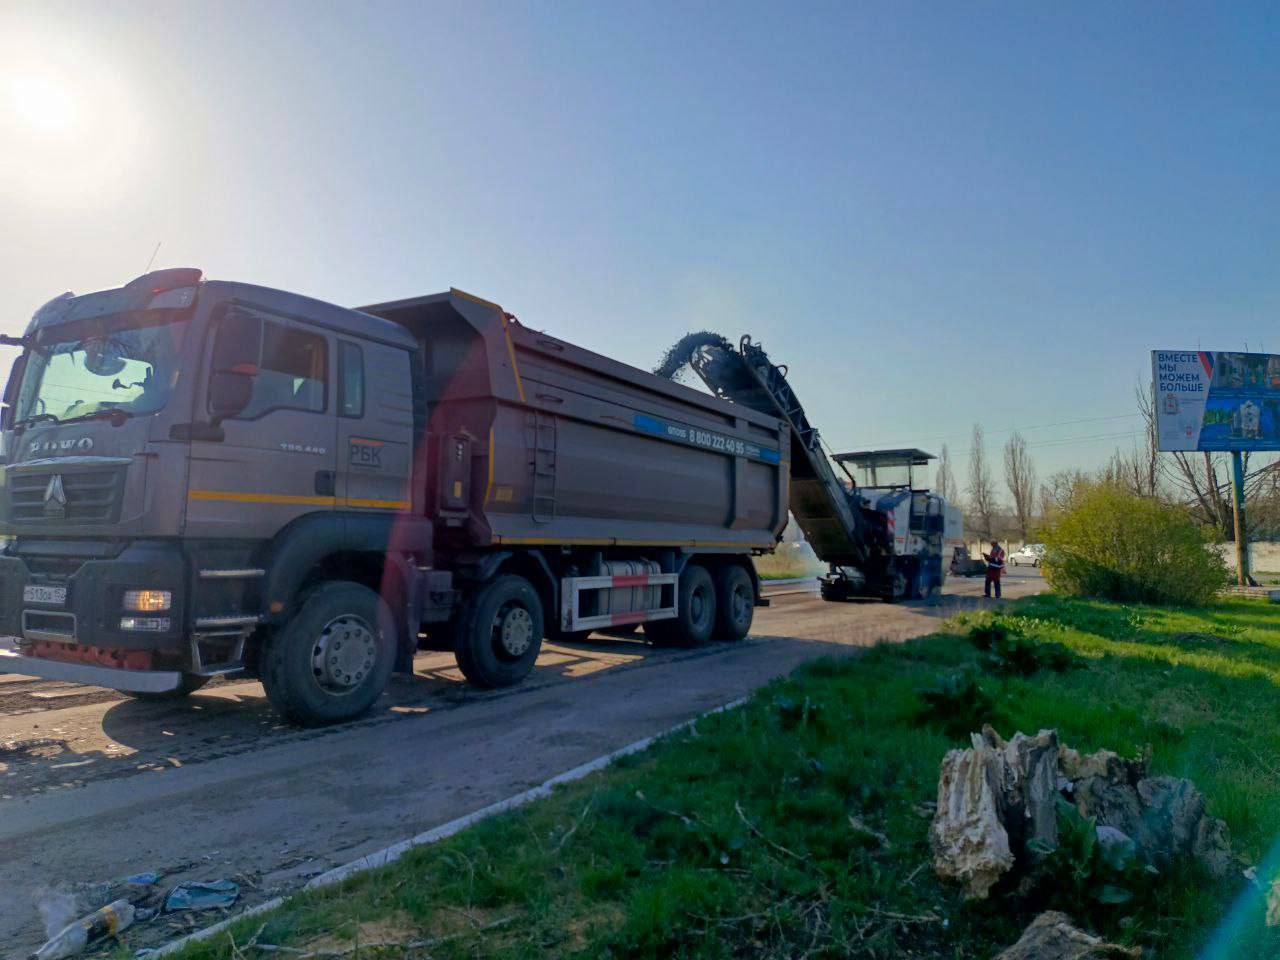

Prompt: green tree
[{"left": 1043, "top": 482, "right": 1226, "bottom": 605}]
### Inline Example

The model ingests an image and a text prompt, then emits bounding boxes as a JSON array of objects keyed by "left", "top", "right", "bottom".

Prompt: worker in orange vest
[{"left": 983, "top": 540, "right": 1005, "bottom": 599}]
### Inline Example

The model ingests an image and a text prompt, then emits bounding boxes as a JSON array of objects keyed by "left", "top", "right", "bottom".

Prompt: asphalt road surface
[{"left": 1, "top": 568, "right": 1044, "bottom": 954}]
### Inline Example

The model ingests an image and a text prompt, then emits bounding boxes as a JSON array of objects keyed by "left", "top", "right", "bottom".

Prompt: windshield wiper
[
  {"left": 14, "top": 413, "right": 59, "bottom": 430},
  {"left": 59, "top": 408, "right": 134, "bottom": 427}
]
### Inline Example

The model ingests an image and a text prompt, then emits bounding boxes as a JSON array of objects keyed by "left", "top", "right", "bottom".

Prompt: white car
[{"left": 1009, "top": 544, "right": 1045, "bottom": 567}]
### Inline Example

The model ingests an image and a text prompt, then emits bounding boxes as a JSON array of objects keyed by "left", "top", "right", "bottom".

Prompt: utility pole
[{"left": 1231, "top": 450, "right": 1250, "bottom": 585}]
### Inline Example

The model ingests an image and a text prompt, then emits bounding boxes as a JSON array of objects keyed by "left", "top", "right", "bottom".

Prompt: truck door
[
  {"left": 185, "top": 306, "right": 338, "bottom": 540},
  {"left": 334, "top": 339, "right": 414, "bottom": 513}
]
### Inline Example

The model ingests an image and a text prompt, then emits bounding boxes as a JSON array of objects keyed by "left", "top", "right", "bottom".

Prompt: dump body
[{"left": 359, "top": 292, "right": 790, "bottom": 555}]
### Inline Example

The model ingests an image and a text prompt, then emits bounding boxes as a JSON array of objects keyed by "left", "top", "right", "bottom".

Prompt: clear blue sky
[{"left": 2, "top": 1, "right": 1277, "bottom": 494}]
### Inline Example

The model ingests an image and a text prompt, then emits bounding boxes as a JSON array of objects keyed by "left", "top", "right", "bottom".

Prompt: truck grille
[{"left": 8, "top": 467, "right": 126, "bottom": 524}]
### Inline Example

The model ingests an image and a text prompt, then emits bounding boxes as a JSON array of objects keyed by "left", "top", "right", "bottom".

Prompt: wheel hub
[
  {"left": 312, "top": 615, "right": 377, "bottom": 692},
  {"left": 497, "top": 606, "right": 534, "bottom": 657},
  {"left": 690, "top": 587, "right": 708, "bottom": 625}
]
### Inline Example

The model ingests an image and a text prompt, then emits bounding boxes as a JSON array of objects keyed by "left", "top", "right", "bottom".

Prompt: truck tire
[
  {"left": 454, "top": 575, "right": 545, "bottom": 689},
  {"left": 714, "top": 564, "right": 754, "bottom": 642},
  {"left": 883, "top": 569, "right": 909, "bottom": 603},
  {"left": 127, "top": 674, "right": 210, "bottom": 700},
  {"left": 648, "top": 564, "right": 716, "bottom": 648},
  {"left": 260, "top": 581, "right": 396, "bottom": 726}
]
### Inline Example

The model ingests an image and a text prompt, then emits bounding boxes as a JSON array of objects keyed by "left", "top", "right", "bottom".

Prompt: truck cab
[{"left": 0, "top": 269, "right": 426, "bottom": 721}]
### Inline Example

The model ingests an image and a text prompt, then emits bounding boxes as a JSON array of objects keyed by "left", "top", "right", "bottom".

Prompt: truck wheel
[
  {"left": 261, "top": 581, "right": 396, "bottom": 726},
  {"left": 648, "top": 564, "right": 716, "bottom": 648},
  {"left": 877, "top": 569, "right": 909, "bottom": 603},
  {"left": 714, "top": 564, "right": 754, "bottom": 641},
  {"left": 454, "top": 575, "right": 545, "bottom": 689},
  {"left": 127, "top": 674, "right": 210, "bottom": 700}
]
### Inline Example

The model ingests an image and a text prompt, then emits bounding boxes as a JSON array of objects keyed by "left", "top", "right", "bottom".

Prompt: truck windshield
[{"left": 14, "top": 314, "right": 189, "bottom": 425}]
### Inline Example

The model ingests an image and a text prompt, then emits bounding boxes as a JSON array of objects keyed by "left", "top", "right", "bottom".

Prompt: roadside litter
[
  {"left": 33, "top": 899, "right": 136, "bottom": 960},
  {"left": 993, "top": 910, "right": 1140, "bottom": 959},
  {"left": 29, "top": 872, "right": 241, "bottom": 959},
  {"left": 163, "top": 880, "right": 240, "bottom": 913},
  {"left": 930, "top": 725, "right": 1233, "bottom": 900}
]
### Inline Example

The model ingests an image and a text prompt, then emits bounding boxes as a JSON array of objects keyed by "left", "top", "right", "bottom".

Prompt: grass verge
[
  {"left": 753, "top": 550, "right": 822, "bottom": 581},
  {"left": 159, "top": 595, "right": 1280, "bottom": 959}
]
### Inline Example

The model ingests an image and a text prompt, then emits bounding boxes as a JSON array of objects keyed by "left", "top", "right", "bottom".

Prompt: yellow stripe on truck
[
  {"left": 343, "top": 496, "right": 412, "bottom": 510},
  {"left": 189, "top": 490, "right": 410, "bottom": 511},
  {"left": 495, "top": 536, "right": 774, "bottom": 549}
]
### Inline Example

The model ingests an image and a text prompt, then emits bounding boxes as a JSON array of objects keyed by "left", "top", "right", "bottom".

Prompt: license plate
[{"left": 23, "top": 585, "right": 67, "bottom": 605}]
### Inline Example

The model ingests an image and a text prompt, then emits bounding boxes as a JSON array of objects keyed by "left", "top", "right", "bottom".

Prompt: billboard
[{"left": 1152, "top": 350, "right": 1280, "bottom": 452}]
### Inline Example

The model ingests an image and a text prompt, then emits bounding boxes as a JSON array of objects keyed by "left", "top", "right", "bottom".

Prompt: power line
[
  {"left": 1026, "top": 430, "right": 1143, "bottom": 449},
  {"left": 847, "top": 412, "right": 1141, "bottom": 451}
]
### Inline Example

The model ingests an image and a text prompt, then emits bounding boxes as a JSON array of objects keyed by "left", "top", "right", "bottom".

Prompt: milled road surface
[{"left": 0, "top": 570, "right": 1043, "bottom": 954}]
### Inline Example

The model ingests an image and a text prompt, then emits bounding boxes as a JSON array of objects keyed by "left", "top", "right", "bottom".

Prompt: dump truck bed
[{"left": 358, "top": 291, "right": 790, "bottom": 552}]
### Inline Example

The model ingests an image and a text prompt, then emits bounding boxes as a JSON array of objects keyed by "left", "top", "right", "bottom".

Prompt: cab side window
[
  {"left": 210, "top": 315, "right": 328, "bottom": 419},
  {"left": 338, "top": 341, "right": 364, "bottom": 418}
]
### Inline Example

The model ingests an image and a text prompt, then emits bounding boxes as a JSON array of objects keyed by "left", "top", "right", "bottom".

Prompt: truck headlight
[{"left": 123, "top": 589, "right": 172, "bottom": 612}]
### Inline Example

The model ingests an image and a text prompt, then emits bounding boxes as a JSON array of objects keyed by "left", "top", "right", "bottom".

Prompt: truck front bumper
[
  {"left": 0, "top": 540, "right": 189, "bottom": 658},
  {"left": 0, "top": 636, "right": 182, "bottom": 692}
]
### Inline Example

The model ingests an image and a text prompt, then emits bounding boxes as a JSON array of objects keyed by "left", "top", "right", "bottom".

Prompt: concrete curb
[
  {"left": 759, "top": 576, "right": 816, "bottom": 588},
  {"left": 760, "top": 577, "right": 819, "bottom": 598},
  {"left": 144, "top": 695, "right": 749, "bottom": 957}
]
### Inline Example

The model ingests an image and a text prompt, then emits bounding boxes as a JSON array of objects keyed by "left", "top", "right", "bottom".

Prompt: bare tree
[
  {"left": 1039, "top": 469, "right": 1087, "bottom": 520},
  {"left": 1106, "top": 383, "right": 1161, "bottom": 498},
  {"left": 1003, "top": 431, "right": 1037, "bottom": 540},
  {"left": 1168, "top": 451, "right": 1233, "bottom": 538},
  {"left": 967, "top": 424, "right": 996, "bottom": 539},
  {"left": 1118, "top": 378, "right": 1280, "bottom": 539},
  {"left": 1130, "top": 377, "right": 1233, "bottom": 536},
  {"left": 936, "top": 443, "right": 958, "bottom": 503}
]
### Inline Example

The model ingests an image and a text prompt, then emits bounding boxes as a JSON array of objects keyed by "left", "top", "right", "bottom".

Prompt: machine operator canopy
[{"left": 833, "top": 448, "right": 936, "bottom": 490}]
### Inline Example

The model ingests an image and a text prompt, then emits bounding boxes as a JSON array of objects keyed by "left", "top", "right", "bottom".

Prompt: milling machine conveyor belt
[{"left": 689, "top": 337, "right": 876, "bottom": 569}]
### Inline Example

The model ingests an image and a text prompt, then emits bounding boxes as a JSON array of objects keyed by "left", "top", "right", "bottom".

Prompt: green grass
[
  {"left": 159, "top": 595, "right": 1280, "bottom": 960},
  {"left": 755, "top": 567, "right": 811, "bottom": 581},
  {"left": 753, "top": 551, "right": 821, "bottom": 581}
]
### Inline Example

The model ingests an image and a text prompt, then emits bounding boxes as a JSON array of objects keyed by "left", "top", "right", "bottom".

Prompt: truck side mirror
[
  {"left": 209, "top": 370, "right": 254, "bottom": 423},
  {"left": 1, "top": 352, "right": 27, "bottom": 430},
  {"left": 206, "top": 307, "right": 263, "bottom": 427},
  {"left": 212, "top": 308, "right": 263, "bottom": 372}
]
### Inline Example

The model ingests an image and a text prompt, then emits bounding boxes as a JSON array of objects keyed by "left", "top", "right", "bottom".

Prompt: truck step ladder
[{"left": 528, "top": 410, "right": 558, "bottom": 523}]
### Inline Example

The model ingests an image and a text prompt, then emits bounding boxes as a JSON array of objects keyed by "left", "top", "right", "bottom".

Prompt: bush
[
  {"left": 915, "top": 671, "right": 993, "bottom": 738},
  {"left": 1041, "top": 482, "right": 1227, "bottom": 605},
  {"left": 968, "top": 621, "right": 1081, "bottom": 675}
]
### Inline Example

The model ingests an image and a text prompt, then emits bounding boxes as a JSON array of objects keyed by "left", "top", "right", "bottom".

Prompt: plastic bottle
[{"left": 32, "top": 899, "right": 136, "bottom": 960}]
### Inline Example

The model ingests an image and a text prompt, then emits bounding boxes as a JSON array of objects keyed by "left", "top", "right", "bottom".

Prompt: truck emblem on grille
[
  {"left": 29, "top": 436, "right": 93, "bottom": 457},
  {"left": 43, "top": 474, "right": 67, "bottom": 519}
]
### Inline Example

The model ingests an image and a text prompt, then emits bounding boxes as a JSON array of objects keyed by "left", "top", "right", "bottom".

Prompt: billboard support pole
[{"left": 1231, "top": 450, "right": 1250, "bottom": 586}]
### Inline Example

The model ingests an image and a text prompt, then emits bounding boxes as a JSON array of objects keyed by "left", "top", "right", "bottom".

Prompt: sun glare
[
  {"left": 6, "top": 72, "right": 81, "bottom": 133},
  {"left": 0, "top": 26, "right": 147, "bottom": 207}
]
